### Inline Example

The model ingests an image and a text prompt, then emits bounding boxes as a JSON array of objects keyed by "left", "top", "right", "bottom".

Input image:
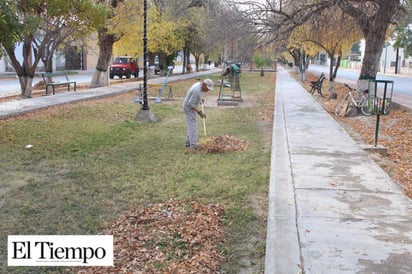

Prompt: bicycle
[{"left": 334, "top": 83, "right": 372, "bottom": 117}]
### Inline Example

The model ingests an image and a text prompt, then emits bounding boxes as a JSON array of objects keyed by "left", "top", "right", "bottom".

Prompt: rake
[{"left": 201, "top": 101, "right": 207, "bottom": 136}]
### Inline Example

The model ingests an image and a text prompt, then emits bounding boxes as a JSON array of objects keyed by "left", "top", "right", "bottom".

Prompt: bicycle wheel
[
  {"left": 335, "top": 94, "right": 350, "bottom": 117},
  {"left": 360, "top": 97, "right": 373, "bottom": 116}
]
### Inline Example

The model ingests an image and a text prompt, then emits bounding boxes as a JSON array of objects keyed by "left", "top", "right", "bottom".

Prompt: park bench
[
  {"left": 41, "top": 71, "right": 77, "bottom": 95},
  {"left": 309, "top": 73, "right": 325, "bottom": 95}
]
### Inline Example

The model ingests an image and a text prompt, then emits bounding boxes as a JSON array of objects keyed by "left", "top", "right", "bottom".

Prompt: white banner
[{"left": 8, "top": 235, "right": 113, "bottom": 266}]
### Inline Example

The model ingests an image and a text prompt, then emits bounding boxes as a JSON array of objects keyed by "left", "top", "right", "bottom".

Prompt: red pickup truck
[{"left": 109, "top": 56, "right": 139, "bottom": 79}]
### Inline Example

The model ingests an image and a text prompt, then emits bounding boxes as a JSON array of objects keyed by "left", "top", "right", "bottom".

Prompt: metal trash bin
[
  {"left": 367, "top": 79, "right": 394, "bottom": 115},
  {"left": 368, "top": 79, "right": 394, "bottom": 147}
]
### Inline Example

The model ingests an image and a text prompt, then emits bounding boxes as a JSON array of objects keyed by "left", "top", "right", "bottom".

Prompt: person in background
[{"left": 183, "top": 79, "right": 214, "bottom": 149}]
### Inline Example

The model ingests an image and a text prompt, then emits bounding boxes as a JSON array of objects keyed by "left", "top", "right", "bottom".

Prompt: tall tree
[
  {"left": 183, "top": 7, "right": 207, "bottom": 71},
  {"left": 337, "top": 0, "right": 406, "bottom": 90},
  {"left": 110, "top": 0, "right": 178, "bottom": 69},
  {"left": 107, "top": 0, "right": 142, "bottom": 58},
  {"left": 148, "top": 3, "right": 185, "bottom": 72},
  {"left": 292, "top": 8, "right": 362, "bottom": 98},
  {"left": 233, "top": 0, "right": 407, "bottom": 90},
  {"left": 161, "top": 0, "right": 253, "bottom": 71},
  {"left": 89, "top": 0, "right": 128, "bottom": 88},
  {"left": 154, "top": 0, "right": 207, "bottom": 73},
  {"left": 392, "top": 0, "right": 412, "bottom": 64},
  {"left": 0, "top": 0, "right": 105, "bottom": 98}
]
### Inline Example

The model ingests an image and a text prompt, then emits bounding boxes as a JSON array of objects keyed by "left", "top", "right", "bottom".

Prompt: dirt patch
[{"left": 203, "top": 94, "right": 256, "bottom": 109}]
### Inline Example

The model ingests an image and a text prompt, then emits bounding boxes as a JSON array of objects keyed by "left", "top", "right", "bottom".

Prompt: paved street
[
  {"left": 308, "top": 64, "right": 412, "bottom": 110},
  {"left": 0, "top": 67, "right": 219, "bottom": 119},
  {"left": 0, "top": 65, "right": 194, "bottom": 98},
  {"left": 0, "top": 70, "right": 95, "bottom": 98}
]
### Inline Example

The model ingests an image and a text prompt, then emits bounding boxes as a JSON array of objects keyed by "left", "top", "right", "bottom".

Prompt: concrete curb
[{"left": 264, "top": 71, "right": 301, "bottom": 273}]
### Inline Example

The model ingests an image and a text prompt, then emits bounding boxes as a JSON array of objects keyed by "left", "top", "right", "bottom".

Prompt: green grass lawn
[{"left": 0, "top": 71, "right": 275, "bottom": 273}]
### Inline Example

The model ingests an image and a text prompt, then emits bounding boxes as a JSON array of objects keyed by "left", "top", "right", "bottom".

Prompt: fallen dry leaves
[
  {"left": 198, "top": 135, "right": 248, "bottom": 153},
  {"left": 1, "top": 83, "right": 256, "bottom": 273},
  {"left": 339, "top": 110, "right": 412, "bottom": 197},
  {"left": 71, "top": 200, "right": 224, "bottom": 274},
  {"left": 303, "top": 73, "right": 412, "bottom": 199},
  {"left": 258, "top": 94, "right": 275, "bottom": 121}
]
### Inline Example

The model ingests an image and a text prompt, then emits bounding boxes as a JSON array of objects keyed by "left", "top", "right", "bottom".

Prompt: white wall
[
  {"left": 0, "top": 57, "right": 5, "bottom": 73},
  {"left": 380, "top": 44, "right": 412, "bottom": 74},
  {"left": 315, "top": 40, "right": 412, "bottom": 75}
]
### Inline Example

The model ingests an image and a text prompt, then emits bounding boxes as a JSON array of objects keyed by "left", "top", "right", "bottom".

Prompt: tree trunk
[
  {"left": 42, "top": 40, "right": 60, "bottom": 73},
  {"left": 185, "top": 48, "right": 191, "bottom": 72},
  {"left": 189, "top": 49, "right": 201, "bottom": 72},
  {"left": 194, "top": 54, "right": 201, "bottom": 72},
  {"left": 289, "top": 47, "right": 301, "bottom": 75},
  {"left": 18, "top": 76, "right": 34, "bottom": 98},
  {"left": 42, "top": 53, "right": 54, "bottom": 86},
  {"left": 45, "top": 57, "right": 53, "bottom": 73},
  {"left": 89, "top": 30, "right": 116, "bottom": 88},
  {"left": 357, "top": 29, "right": 386, "bottom": 92},
  {"left": 328, "top": 53, "right": 341, "bottom": 99},
  {"left": 333, "top": 55, "right": 341, "bottom": 80},
  {"left": 337, "top": 0, "right": 398, "bottom": 94},
  {"left": 5, "top": 38, "right": 38, "bottom": 98},
  {"left": 395, "top": 47, "right": 400, "bottom": 74},
  {"left": 182, "top": 46, "right": 187, "bottom": 74},
  {"left": 327, "top": 51, "right": 337, "bottom": 99},
  {"left": 328, "top": 80, "right": 336, "bottom": 99},
  {"left": 299, "top": 51, "right": 308, "bottom": 82}
]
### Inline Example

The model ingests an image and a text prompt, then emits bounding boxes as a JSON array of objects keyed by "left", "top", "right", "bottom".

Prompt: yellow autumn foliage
[{"left": 289, "top": 7, "right": 363, "bottom": 58}]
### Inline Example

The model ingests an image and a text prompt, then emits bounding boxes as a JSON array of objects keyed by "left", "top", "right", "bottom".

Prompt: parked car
[{"left": 109, "top": 57, "right": 139, "bottom": 79}]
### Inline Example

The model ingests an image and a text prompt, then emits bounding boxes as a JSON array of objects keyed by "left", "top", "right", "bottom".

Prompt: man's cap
[{"left": 203, "top": 79, "right": 214, "bottom": 91}]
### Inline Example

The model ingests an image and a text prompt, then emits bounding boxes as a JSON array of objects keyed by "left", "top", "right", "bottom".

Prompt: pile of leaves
[
  {"left": 72, "top": 200, "right": 224, "bottom": 274},
  {"left": 198, "top": 135, "right": 248, "bottom": 153}
]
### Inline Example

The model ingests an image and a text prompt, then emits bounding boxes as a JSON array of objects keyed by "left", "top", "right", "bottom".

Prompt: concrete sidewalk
[{"left": 265, "top": 67, "right": 412, "bottom": 273}]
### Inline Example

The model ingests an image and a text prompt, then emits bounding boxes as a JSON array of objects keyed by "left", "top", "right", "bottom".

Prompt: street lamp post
[
  {"left": 142, "top": 0, "right": 149, "bottom": 111},
  {"left": 136, "top": 0, "right": 203, "bottom": 122},
  {"left": 136, "top": 0, "right": 156, "bottom": 122}
]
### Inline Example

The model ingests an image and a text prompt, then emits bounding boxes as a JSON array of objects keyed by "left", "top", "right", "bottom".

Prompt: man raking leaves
[{"left": 183, "top": 79, "right": 214, "bottom": 149}]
